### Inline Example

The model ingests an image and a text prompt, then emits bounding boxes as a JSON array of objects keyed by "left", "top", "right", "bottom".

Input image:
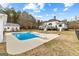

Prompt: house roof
[
  {"left": 48, "top": 19, "right": 60, "bottom": 22},
  {"left": 5, "top": 23, "right": 20, "bottom": 26},
  {"left": 44, "top": 19, "right": 60, "bottom": 23}
]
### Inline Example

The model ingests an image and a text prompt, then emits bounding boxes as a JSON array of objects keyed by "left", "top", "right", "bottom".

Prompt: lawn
[
  {"left": 17, "top": 29, "right": 79, "bottom": 56},
  {"left": 0, "top": 29, "right": 79, "bottom": 56},
  {"left": 0, "top": 43, "right": 8, "bottom": 56}
]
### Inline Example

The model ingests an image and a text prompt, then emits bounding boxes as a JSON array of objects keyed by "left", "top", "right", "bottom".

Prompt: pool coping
[{"left": 5, "top": 32, "right": 59, "bottom": 55}]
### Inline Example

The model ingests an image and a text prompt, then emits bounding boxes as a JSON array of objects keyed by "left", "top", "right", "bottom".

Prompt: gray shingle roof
[{"left": 5, "top": 23, "right": 20, "bottom": 26}]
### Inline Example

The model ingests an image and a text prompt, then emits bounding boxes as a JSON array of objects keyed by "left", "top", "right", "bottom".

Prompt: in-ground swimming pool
[{"left": 12, "top": 32, "right": 39, "bottom": 40}]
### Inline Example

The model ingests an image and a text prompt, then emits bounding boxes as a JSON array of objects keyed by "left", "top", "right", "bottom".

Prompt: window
[
  {"left": 7, "top": 27, "right": 9, "bottom": 29},
  {"left": 59, "top": 24, "right": 62, "bottom": 27},
  {"left": 48, "top": 23, "right": 52, "bottom": 25}
]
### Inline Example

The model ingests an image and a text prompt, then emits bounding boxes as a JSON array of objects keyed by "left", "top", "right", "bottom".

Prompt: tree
[
  {"left": 17, "top": 11, "right": 37, "bottom": 29},
  {"left": 2, "top": 8, "right": 21, "bottom": 23},
  {"left": 13, "top": 10, "right": 21, "bottom": 23},
  {"left": 2, "top": 8, "right": 12, "bottom": 22},
  {"left": 36, "top": 20, "right": 43, "bottom": 28},
  {"left": 1, "top": 7, "right": 42, "bottom": 29}
]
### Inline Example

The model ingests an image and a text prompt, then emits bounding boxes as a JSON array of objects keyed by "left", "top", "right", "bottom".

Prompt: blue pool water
[{"left": 12, "top": 32, "right": 39, "bottom": 40}]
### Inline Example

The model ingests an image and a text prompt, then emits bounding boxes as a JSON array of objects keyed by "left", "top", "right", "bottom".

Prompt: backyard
[{"left": 0, "top": 29, "right": 79, "bottom": 56}]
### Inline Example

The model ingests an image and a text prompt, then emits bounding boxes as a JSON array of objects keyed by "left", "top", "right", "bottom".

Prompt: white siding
[
  {"left": 0, "top": 19, "right": 3, "bottom": 43},
  {"left": 46, "top": 21, "right": 58, "bottom": 27},
  {"left": 0, "top": 14, "right": 7, "bottom": 43},
  {"left": 4, "top": 25, "right": 20, "bottom": 31}
]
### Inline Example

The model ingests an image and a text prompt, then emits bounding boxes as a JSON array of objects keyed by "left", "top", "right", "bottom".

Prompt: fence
[{"left": 68, "top": 22, "right": 79, "bottom": 29}]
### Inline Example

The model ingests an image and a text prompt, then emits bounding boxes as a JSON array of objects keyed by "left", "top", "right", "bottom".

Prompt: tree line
[{"left": 0, "top": 8, "right": 43, "bottom": 29}]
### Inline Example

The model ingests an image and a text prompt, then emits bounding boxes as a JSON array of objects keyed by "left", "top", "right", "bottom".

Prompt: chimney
[{"left": 54, "top": 16, "right": 56, "bottom": 20}]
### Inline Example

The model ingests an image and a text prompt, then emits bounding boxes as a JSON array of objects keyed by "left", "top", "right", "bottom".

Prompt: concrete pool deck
[{"left": 5, "top": 32, "right": 59, "bottom": 55}]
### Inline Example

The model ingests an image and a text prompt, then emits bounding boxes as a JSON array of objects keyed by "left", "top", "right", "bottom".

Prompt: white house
[
  {"left": 57, "top": 22, "right": 68, "bottom": 31},
  {"left": 4, "top": 23, "right": 20, "bottom": 31},
  {"left": 39, "top": 16, "right": 68, "bottom": 31},
  {"left": 0, "top": 14, "right": 7, "bottom": 43},
  {"left": 0, "top": 13, "right": 20, "bottom": 43},
  {"left": 39, "top": 20, "right": 68, "bottom": 30}
]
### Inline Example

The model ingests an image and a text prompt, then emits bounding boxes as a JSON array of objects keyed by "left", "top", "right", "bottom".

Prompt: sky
[{"left": 0, "top": 3, "right": 79, "bottom": 21}]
